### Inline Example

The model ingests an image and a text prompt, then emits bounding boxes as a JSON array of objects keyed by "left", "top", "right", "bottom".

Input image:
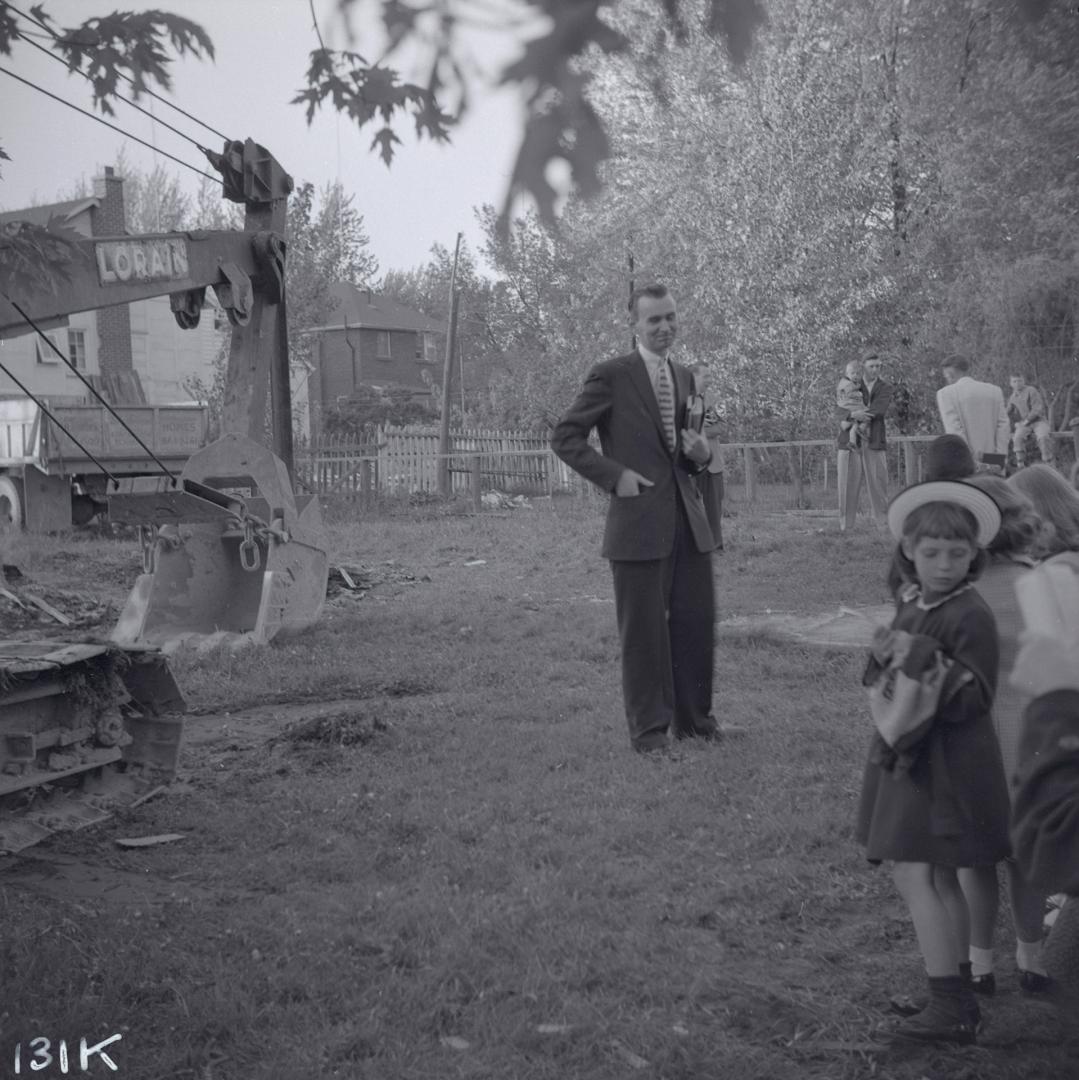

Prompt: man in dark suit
[
  {"left": 551, "top": 284, "right": 720, "bottom": 752},
  {"left": 837, "top": 351, "right": 893, "bottom": 531}
]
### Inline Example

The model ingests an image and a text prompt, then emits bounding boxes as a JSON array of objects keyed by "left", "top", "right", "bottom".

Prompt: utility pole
[
  {"left": 437, "top": 232, "right": 463, "bottom": 497},
  {"left": 459, "top": 337, "right": 466, "bottom": 418}
]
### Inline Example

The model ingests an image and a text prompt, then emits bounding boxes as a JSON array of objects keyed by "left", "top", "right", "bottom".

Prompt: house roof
[
  {"left": 0, "top": 197, "right": 100, "bottom": 231},
  {"left": 302, "top": 282, "right": 444, "bottom": 334}
]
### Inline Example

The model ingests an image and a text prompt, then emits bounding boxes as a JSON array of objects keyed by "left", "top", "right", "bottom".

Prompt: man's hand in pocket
[{"left": 615, "top": 470, "right": 655, "bottom": 497}]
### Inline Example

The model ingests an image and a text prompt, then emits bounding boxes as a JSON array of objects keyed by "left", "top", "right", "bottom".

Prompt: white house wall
[
  {"left": 0, "top": 311, "right": 99, "bottom": 404},
  {"left": 130, "top": 296, "right": 225, "bottom": 404}
]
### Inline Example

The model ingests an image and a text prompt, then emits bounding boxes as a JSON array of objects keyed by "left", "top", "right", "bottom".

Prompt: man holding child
[{"left": 837, "top": 352, "right": 893, "bottom": 531}]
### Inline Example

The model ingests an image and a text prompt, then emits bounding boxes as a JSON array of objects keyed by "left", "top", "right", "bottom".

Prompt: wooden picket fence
[
  {"left": 293, "top": 426, "right": 578, "bottom": 501},
  {"left": 293, "top": 427, "right": 1077, "bottom": 510}
]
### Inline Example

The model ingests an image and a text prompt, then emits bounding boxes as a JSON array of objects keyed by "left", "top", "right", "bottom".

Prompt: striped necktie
[{"left": 656, "top": 361, "right": 676, "bottom": 452}]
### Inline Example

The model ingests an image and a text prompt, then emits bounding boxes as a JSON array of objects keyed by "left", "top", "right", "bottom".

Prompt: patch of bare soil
[
  {"left": 0, "top": 849, "right": 217, "bottom": 904},
  {"left": 1, "top": 550, "right": 134, "bottom": 638},
  {"left": 717, "top": 604, "right": 894, "bottom": 648},
  {"left": 0, "top": 696, "right": 387, "bottom": 903}
]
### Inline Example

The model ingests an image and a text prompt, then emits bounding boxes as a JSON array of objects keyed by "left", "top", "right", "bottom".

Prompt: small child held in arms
[
  {"left": 837, "top": 360, "right": 871, "bottom": 448},
  {"left": 856, "top": 480, "right": 1011, "bottom": 1046}
]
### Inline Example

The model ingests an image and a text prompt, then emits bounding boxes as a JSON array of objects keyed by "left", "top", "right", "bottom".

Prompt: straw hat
[{"left": 886, "top": 480, "right": 1002, "bottom": 545}]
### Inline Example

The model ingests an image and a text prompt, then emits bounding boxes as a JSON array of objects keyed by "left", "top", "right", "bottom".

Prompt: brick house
[
  {"left": 0, "top": 168, "right": 223, "bottom": 405},
  {"left": 304, "top": 282, "right": 444, "bottom": 437}
]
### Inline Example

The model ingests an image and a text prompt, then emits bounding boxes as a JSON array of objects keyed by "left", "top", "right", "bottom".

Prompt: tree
[
  {"left": 52, "top": 146, "right": 195, "bottom": 233},
  {"left": 379, "top": 240, "right": 508, "bottom": 422},
  {"left": 321, "top": 385, "right": 431, "bottom": 438},
  {"left": 286, "top": 180, "right": 378, "bottom": 371},
  {"left": 4, "top": 0, "right": 1076, "bottom": 446},
  {"left": 183, "top": 179, "right": 379, "bottom": 436},
  {"left": 0, "top": 2, "right": 768, "bottom": 245}
]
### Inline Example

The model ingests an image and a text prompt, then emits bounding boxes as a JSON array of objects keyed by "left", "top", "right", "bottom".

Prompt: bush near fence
[{"left": 294, "top": 427, "right": 1077, "bottom": 511}]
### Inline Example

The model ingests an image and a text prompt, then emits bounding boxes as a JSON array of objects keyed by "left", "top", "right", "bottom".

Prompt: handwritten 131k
[{"left": 13, "top": 1034, "right": 121, "bottom": 1073}]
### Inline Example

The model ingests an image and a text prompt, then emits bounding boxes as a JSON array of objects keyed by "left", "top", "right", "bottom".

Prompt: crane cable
[
  {"left": 5, "top": 299, "right": 179, "bottom": 487},
  {"left": 0, "top": 65, "right": 221, "bottom": 185},
  {"left": 10, "top": 26, "right": 220, "bottom": 168}
]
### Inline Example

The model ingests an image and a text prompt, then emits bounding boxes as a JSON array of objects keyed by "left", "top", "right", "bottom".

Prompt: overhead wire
[
  {"left": 0, "top": 0, "right": 230, "bottom": 143},
  {"left": 0, "top": 0, "right": 227, "bottom": 488},
  {"left": 0, "top": 65, "right": 222, "bottom": 185},
  {"left": 11, "top": 26, "right": 219, "bottom": 165}
]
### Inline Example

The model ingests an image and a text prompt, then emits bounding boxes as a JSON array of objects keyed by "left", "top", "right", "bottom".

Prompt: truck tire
[{"left": 0, "top": 475, "right": 23, "bottom": 530}]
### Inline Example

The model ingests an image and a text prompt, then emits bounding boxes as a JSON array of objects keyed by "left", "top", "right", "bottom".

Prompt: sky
[{"left": 0, "top": 0, "right": 525, "bottom": 275}]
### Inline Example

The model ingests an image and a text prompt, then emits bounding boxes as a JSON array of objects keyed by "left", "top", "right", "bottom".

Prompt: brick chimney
[{"left": 92, "top": 166, "right": 134, "bottom": 383}]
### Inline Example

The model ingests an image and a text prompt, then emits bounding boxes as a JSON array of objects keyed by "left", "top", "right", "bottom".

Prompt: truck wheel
[{"left": 0, "top": 475, "right": 23, "bottom": 530}]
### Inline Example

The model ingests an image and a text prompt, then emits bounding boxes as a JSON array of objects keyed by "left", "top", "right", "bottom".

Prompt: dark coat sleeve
[
  {"left": 1011, "top": 689, "right": 1079, "bottom": 895},
  {"left": 550, "top": 362, "right": 625, "bottom": 493},
  {"left": 865, "top": 597, "right": 999, "bottom": 765},
  {"left": 926, "top": 593, "right": 999, "bottom": 727}
]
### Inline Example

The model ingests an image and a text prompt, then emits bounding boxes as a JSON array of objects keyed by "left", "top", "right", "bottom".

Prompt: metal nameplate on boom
[{"left": 95, "top": 238, "right": 190, "bottom": 286}]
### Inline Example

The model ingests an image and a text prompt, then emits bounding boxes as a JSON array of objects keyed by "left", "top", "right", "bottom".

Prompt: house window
[
  {"left": 35, "top": 333, "right": 63, "bottom": 364},
  {"left": 423, "top": 332, "right": 439, "bottom": 363},
  {"left": 67, "top": 329, "right": 87, "bottom": 370},
  {"left": 376, "top": 331, "right": 391, "bottom": 359}
]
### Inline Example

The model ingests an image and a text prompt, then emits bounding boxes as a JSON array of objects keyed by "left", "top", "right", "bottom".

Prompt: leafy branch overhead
[
  {"left": 294, "top": 49, "right": 453, "bottom": 166},
  {"left": 0, "top": 217, "right": 85, "bottom": 299},
  {"left": 0, "top": 6, "right": 213, "bottom": 115},
  {"left": 306, "top": 0, "right": 768, "bottom": 229}
]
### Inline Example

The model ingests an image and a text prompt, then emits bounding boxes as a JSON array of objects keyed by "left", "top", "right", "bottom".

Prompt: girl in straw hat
[{"left": 855, "top": 480, "right": 1011, "bottom": 1046}]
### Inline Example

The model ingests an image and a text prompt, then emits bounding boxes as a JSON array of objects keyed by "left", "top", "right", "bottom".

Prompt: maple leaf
[
  {"left": 371, "top": 126, "right": 402, "bottom": 166},
  {"left": 0, "top": 9, "right": 17, "bottom": 55},
  {"left": 706, "top": 0, "right": 768, "bottom": 65},
  {"left": 414, "top": 100, "right": 453, "bottom": 143},
  {"left": 381, "top": 0, "right": 417, "bottom": 47},
  {"left": 502, "top": 5, "right": 627, "bottom": 87},
  {"left": 54, "top": 10, "right": 213, "bottom": 110}
]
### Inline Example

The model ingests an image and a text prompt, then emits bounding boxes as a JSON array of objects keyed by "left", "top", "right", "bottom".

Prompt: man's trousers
[
  {"left": 838, "top": 447, "right": 888, "bottom": 531},
  {"left": 610, "top": 501, "right": 716, "bottom": 751}
]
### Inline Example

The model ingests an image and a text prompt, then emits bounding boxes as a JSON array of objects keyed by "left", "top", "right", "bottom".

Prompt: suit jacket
[
  {"left": 837, "top": 378, "right": 892, "bottom": 451},
  {"left": 551, "top": 351, "right": 717, "bottom": 560},
  {"left": 937, "top": 377, "right": 1011, "bottom": 459}
]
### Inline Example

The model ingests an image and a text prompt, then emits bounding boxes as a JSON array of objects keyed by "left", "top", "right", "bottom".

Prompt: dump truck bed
[{"left": 0, "top": 398, "right": 207, "bottom": 474}]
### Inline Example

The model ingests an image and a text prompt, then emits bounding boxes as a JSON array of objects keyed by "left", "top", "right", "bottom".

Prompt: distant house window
[
  {"left": 376, "top": 331, "right": 391, "bottom": 359},
  {"left": 35, "top": 333, "right": 63, "bottom": 364},
  {"left": 67, "top": 329, "right": 87, "bottom": 370},
  {"left": 423, "top": 332, "right": 439, "bottom": 363}
]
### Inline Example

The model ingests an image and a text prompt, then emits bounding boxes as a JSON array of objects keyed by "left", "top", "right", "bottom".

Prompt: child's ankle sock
[
  {"left": 969, "top": 946, "right": 994, "bottom": 978},
  {"left": 1016, "top": 938, "right": 1048, "bottom": 976}
]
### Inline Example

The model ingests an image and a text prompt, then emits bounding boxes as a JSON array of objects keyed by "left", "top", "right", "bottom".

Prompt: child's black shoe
[{"left": 888, "top": 1001, "right": 977, "bottom": 1046}]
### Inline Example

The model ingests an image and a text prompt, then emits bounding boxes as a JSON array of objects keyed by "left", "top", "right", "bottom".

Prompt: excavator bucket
[{"left": 109, "top": 434, "right": 329, "bottom": 649}]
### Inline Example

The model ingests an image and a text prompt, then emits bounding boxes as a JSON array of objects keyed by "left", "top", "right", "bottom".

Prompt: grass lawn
[{"left": 0, "top": 499, "right": 1074, "bottom": 1079}]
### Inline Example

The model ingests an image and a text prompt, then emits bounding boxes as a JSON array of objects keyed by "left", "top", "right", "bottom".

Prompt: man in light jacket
[{"left": 936, "top": 355, "right": 1011, "bottom": 473}]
